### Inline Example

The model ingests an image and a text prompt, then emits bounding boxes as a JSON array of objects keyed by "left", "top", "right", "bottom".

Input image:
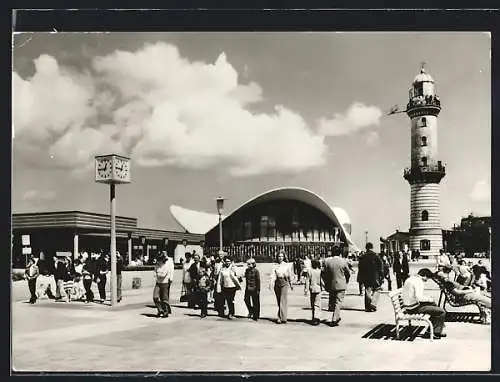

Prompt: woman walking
[{"left": 269, "top": 250, "right": 293, "bottom": 324}]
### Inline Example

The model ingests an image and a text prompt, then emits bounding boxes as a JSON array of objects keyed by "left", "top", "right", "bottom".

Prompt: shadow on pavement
[
  {"left": 362, "top": 323, "right": 427, "bottom": 341},
  {"left": 445, "top": 311, "right": 481, "bottom": 323},
  {"left": 341, "top": 307, "right": 368, "bottom": 312}
]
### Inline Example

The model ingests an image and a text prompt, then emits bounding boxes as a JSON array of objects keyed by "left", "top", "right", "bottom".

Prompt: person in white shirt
[
  {"left": 216, "top": 255, "right": 241, "bottom": 320},
  {"left": 153, "top": 252, "right": 174, "bottom": 318},
  {"left": 401, "top": 268, "right": 446, "bottom": 339},
  {"left": 269, "top": 250, "right": 294, "bottom": 324},
  {"left": 436, "top": 249, "right": 451, "bottom": 272}
]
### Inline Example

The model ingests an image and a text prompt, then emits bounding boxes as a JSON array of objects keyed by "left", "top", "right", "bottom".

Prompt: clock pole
[
  {"left": 95, "top": 154, "right": 131, "bottom": 309},
  {"left": 110, "top": 183, "right": 117, "bottom": 307}
]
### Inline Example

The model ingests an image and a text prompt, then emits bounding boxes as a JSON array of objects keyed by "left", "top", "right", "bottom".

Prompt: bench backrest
[
  {"left": 432, "top": 277, "right": 467, "bottom": 306},
  {"left": 389, "top": 288, "right": 405, "bottom": 319}
]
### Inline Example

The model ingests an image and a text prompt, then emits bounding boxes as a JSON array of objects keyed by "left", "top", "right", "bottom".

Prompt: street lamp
[
  {"left": 216, "top": 197, "right": 225, "bottom": 252},
  {"left": 95, "top": 154, "right": 131, "bottom": 307}
]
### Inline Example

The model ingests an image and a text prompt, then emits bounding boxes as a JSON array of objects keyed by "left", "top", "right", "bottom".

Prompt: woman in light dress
[{"left": 269, "top": 250, "right": 294, "bottom": 324}]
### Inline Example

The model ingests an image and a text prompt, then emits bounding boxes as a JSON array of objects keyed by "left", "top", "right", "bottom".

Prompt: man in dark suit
[
  {"left": 321, "top": 246, "right": 351, "bottom": 326},
  {"left": 358, "top": 242, "right": 384, "bottom": 312}
]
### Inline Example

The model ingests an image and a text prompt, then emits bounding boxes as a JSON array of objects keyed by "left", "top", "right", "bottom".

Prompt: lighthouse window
[
  {"left": 421, "top": 210, "right": 429, "bottom": 221},
  {"left": 421, "top": 117, "right": 427, "bottom": 127},
  {"left": 421, "top": 136, "right": 427, "bottom": 146},
  {"left": 421, "top": 157, "right": 428, "bottom": 167},
  {"left": 420, "top": 239, "right": 431, "bottom": 251}
]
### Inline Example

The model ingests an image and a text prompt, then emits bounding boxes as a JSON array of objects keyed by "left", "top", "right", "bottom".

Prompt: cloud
[
  {"left": 13, "top": 42, "right": 327, "bottom": 177},
  {"left": 318, "top": 102, "right": 382, "bottom": 136},
  {"left": 470, "top": 179, "right": 490, "bottom": 202},
  {"left": 22, "top": 189, "right": 56, "bottom": 202},
  {"left": 365, "top": 131, "right": 380, "bottom": 147}
]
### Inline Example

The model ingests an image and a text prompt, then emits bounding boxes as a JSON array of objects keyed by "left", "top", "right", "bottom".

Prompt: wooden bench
[{"left": 388, "top": 289, "right": 434, "bottom": 341}]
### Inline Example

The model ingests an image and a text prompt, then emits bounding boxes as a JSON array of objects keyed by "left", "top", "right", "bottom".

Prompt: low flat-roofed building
[{"left": 12, "top": 211, "right": 204, "bottom": 268}]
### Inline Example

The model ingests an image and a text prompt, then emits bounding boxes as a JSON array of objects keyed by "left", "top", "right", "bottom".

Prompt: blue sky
[{"left": 12, "top": 32, "right": 491, "bottom": 247}]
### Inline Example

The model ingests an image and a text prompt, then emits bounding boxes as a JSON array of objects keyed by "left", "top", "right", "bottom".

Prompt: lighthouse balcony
[
  {"left": 406, "top": 96, "right": 441, "bottom": 117},
  {"left": 404, "top": 162, "right": 446, "bottom": 183}
]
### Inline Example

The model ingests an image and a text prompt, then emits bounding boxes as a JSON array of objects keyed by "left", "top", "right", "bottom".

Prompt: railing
[
  {"left": 404, "top": 162, "right": 446, "bottom": 183},
  {"left": 203, "top": 241, "right": 346, "bottom": 262},
  {"left": 404, "top": 162, "right": 446, "bottom": 176},
  {"left": 407, "top": 95, "right": 441, "bottom": 110}
]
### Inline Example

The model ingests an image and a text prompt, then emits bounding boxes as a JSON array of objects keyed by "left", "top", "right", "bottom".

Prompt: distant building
[
  {"left": 170, "top": 187, "right": 361, "bottom": 261},
  {"left": 11, "top": 211, "right": 203, "bottom": 268},
  {"left": 442, "top": 214, "right": 491, "bottom": 257},
  {"left": 381, "top": 230, "right": 410, "bottom": 255}
]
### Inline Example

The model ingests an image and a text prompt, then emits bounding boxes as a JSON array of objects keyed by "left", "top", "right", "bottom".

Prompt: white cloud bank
[
  {"left": 318, "top": 102, "right": 382, "bottom": 136},
  {"left": 13, "top": 42, "right": 382, "bottom": 177},
  {"left": 470, "top": 179, "right": 490, "bottom": 202}
]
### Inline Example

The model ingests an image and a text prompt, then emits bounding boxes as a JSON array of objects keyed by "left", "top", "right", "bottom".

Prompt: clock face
[
  {"left": 113, "top": 157, "right": 131, "bottom": 183},
  {"left": 95, "top": 158, "right": 113, "bottom": 182}
]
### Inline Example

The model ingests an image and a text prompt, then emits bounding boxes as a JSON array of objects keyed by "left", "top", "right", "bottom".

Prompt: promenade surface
[{"left": 11, "top": 262, "right": 491, "bottom": 372}]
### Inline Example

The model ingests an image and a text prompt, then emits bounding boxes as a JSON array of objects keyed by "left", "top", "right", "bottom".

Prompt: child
[{"left": 304, "top": 259, "right": 324, "bottom": 325}]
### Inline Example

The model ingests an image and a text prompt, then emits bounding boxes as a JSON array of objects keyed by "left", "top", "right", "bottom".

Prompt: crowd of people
[
  {"left": 24, "top": 250, "right": 123, "bottom": 305},
  {"left": 24, "top": 242, "right": 492, "bottom": 337}
]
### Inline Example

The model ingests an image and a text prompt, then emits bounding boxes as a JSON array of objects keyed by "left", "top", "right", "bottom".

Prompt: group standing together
[{"left": 24, "top": 251, "right": 123, "bottom": 305}]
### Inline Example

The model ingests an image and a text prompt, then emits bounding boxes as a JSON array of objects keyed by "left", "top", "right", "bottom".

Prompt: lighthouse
[{"left": 403, "top": 64, "right": 446, "bottom": 259}]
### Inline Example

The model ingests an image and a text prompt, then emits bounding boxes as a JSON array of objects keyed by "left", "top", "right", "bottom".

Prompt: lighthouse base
[{"left": 409, "top": 228, "right": 443, "bottom": 259}]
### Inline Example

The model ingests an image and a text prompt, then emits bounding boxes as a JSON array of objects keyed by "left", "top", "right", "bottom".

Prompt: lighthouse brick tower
[{"left": 403, "top": 64, "right": 446, "bottom": 259}]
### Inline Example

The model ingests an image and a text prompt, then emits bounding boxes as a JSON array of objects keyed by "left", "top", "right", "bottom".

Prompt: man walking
[
  {"left": 244, "top": 258, "right": 261, "bottom": 321},
  {"left": 25, "top": 255, "right": 39, "bottom": 304},
  {"left": 153, "top": 252, "right": 174, "bottom": 318},
  {"left": 321, "top": 246, "right": 351, "bottom": 326},
  {"left": 402, "top": 268, "right": 447, "bottom": 339},
  {"left": 381, "top": 250, "right": 392, "bottom": 291},
  {"left": 358, "top": 242, "right": 383, "bottom": 312},
  {"left": 393, "top": 251, "right": 404, "bottom": 288}
]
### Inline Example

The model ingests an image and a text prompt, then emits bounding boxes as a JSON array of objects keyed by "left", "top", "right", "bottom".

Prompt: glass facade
[{"left": 205, "top": 199, "right": 344, "bottom": 246}]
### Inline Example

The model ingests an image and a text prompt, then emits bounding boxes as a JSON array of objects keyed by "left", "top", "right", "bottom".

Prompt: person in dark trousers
[
  {"left": 25, "top": 255, "right": 39, "bottom": 304},
  {"left": 188, "top": 253, "right": 203, "bottom": 309},
  {"left": 244, "top": 258, "right": 261, "bottom": 321},
  {"left": 402, "top": 268, "right": 447, "bottom": 339},
  {"left": 322, "top": 247, "right": 351, "bottom": 326},
  {"left": 356, "top": 251, "right": 365, "bottom": 295},
  {"left": 196, "top": 260, "right": 211, "bottom": 318},
  {"left": 401, "top": 250, "right": 410, "bottom": 283},
  {"left": 54, "top": 257, "right": 70, "bottom": 302},
  {"left": 153, "top": 253, "right": 174, "bottom": 318},
  {"left": 95, "top": 253, "right": 109, "bottom": 303},
  {"left": 381, "top": 251, "right": 392, "bottom": 291},
  {"left": 82, "top": 258, "right": 95, "bottom": 303},
  {"left": 212, "top": 251, "right": 225, "bottom": 316},
  {"left": 357, "top": 242, "right": 384, "bottom": 312},
  {"left": 217, "top": 255, "right": 242, "bottom": 320},
  {"left": 393, "top": 251, "right": 404, "bottom": 289}
]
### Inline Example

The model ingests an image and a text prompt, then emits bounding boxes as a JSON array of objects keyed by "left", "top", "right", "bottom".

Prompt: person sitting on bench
[
  {"left": 433, "top": 267, "right": 491, "bottom": 324},
  {"left": 401, "top": 268, "right": 447, "bottom": 339}
]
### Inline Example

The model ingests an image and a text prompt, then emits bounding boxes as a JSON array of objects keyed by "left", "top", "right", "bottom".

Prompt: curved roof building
[{"left": 170, "top": 187, "right": 360, "bottom": 254}]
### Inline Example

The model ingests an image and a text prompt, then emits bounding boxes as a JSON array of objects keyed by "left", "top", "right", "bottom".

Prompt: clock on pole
[{"left": 95, "top": 154, "right": 131, "bottom": 307}]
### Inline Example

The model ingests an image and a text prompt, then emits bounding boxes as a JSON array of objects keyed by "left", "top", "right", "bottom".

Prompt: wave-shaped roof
[{"left": 170, "top": 187, "right": 360, "bottom": 251}]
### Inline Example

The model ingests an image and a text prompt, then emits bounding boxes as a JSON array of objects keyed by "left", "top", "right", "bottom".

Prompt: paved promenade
[{"left": 11, "top": 263, "right": 491, "bottom": 372}]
